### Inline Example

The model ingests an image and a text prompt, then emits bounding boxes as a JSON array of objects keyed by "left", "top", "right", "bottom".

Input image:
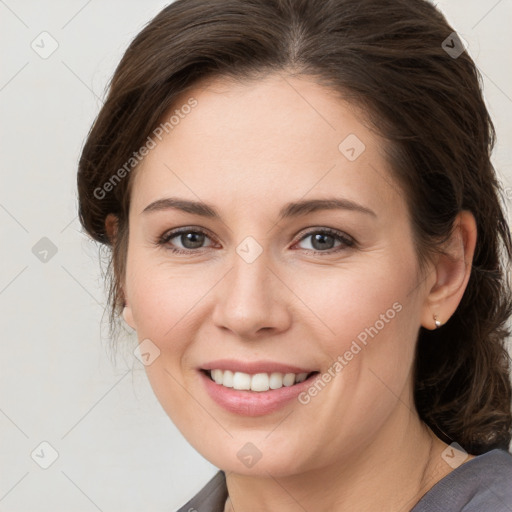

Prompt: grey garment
[
  {"left": 176, "top": 470, "right": 227, "bottom": 512},
  {"left": 411, "top": 448, "right": 512, "bottom": 511},
  {"left": 176, "top": 449, "right": 512, "bottom": 512}
]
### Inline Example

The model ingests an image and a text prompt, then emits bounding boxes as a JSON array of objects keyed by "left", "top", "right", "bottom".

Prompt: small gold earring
[{"left": 433, "top": 315, "right": 442, "bottom": 329}]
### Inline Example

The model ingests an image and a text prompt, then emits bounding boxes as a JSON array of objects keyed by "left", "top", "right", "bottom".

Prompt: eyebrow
[{"left": 142, "top": 197, "right": 377, "bottom": 220}]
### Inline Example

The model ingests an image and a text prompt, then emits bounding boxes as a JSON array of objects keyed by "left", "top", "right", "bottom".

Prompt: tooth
[
  {"left": 251, "top": 373, "right": 270, "bottom": 392},
  {"left": 223, "top": 370, "right": 234, "bottom": 388},
  {"left": 233, "top": 371, "right": 251, "bottom": 390},
  {"left": 212, "top": 369, "right": 223, "bottom": 384},
  {"left": 209, "top": 369, "right": 311, "bottom": 391},
  {"left": 269, "top": 372, "right": 284, "bottom": 389},
  {"left": 283, "top": 373, "right": 296, "bottom": 387}
]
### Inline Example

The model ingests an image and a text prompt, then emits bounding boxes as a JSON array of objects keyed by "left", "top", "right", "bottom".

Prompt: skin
[{"left": 111, "top": 72, "right": 477, "bottom": 511}]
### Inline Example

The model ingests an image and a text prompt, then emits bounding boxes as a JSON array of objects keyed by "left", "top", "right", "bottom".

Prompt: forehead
[{"left": 130, "top": 73, "right": 402, "bottom": 219}]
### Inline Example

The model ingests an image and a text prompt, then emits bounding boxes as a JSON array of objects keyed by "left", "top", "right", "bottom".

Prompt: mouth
[
  {"left": 201, "top": 368, "right": 320, "bottom": 392},
  {"left": 198, "top": 359, "right": 321, "bottom": 415}
]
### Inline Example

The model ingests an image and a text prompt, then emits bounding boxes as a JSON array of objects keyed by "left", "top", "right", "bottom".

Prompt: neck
[{"left": 224, "top": 409, "right": 454, "bottom": 512}]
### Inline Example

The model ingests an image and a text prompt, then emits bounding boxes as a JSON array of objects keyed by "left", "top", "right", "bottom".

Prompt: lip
[
  {"left": 200, "top": 359, "right": 315, "bottom": 375},
  {"left": 199, "top": 366, "right": 320, "bottom": 417}
]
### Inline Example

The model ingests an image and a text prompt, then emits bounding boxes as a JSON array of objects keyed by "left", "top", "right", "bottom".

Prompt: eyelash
[{"left": 156, "top": 226, "right": 356, "bottom": 255}]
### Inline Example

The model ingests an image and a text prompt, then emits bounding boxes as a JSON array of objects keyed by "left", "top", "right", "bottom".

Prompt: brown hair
[{"left": 77, "top": 0, "right": 512, "bottom": 454}]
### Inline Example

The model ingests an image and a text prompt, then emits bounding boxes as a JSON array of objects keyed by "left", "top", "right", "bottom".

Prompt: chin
[{"left": 188, "top": 433, "right": 311, "bottom": 478}]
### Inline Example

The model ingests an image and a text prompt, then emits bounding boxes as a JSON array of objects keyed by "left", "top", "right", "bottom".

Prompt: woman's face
[{"left": 122, "top": 73, "right": 434, "bottom": 476}]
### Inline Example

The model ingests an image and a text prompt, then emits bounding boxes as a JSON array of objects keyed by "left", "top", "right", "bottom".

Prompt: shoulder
[
  {"left": 412, "top": 448, "right": 512, "bottom": 512},
  {"left": 175, "top": 470, "right": 227, "bottom": 512}
]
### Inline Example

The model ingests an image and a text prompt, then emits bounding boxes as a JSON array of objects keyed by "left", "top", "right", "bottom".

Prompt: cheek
[
  {"left": 127, "top": 256, "right": 207, "bottom": 337},
  {"left": 289, "top": 252, "right": 418, "bottom": 350},
  {"left": 305, "top": 251, "right": 421, "bottom": 399},
  {"left": 125, "top": 260, "right": 210, "bottom": 430},
  {"left": 291, "top": 261, "right": 421, "bottom": 454}
]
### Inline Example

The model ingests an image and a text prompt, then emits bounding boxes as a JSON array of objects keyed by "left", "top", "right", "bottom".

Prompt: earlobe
[
  {"left": 421, "top": 210, "right": 477, "bottom": 330},
  {"left": 122, "top": 305, "right": 136, "bottom": 330}
]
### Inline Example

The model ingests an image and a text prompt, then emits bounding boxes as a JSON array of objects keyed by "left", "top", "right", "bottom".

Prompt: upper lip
[{"left": 200, "top": 359, "right": 316, "bottom": 375}]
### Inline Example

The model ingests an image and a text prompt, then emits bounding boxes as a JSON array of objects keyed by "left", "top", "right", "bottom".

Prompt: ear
[
  {"left": 122, "top": 306, "right": 136, "bottom": 330},
  {"left": 105, "top": 213, "right": 118, "bottom": 244},
  {"left": 420, "top": 210, "right": 477, "bottom": 330},
  {"left": 105, "top": 214, "right": 137, "bottom": 331}
]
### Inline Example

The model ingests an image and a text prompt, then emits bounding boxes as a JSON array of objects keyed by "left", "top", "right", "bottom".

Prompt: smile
[{"left": 199, "top": 365, "right": 321, "bottom": 416}]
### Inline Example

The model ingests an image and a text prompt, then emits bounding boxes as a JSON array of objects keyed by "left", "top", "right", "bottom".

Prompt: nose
[{"left": 211, "top": 248, "right": 292, "bottom": 340}]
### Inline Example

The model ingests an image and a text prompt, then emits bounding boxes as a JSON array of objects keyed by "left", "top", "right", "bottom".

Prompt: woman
[{"left": 77, "top": 0, "right": 512, "bottom": 510}]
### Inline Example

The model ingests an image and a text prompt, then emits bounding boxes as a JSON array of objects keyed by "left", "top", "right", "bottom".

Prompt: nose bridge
[
  {"left": 211, "top": 239, "right": 291, "bottom": 337},
  {"left": 233, "top": 242, "right": 272, "bottom": 298}
]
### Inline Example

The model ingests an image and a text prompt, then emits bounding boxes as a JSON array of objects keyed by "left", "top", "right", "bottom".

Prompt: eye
[
  {"left": 157, "top": 227, "right": 215, "bottom": 254},
  {"left": 157, "top": 226, "right": 356, "bottom": 255},
  {"left": 293, "top": 228, "right": 355, "bottom": 253}
]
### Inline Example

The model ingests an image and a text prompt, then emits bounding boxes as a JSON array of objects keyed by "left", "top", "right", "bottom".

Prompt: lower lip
[{"left": 200, "top": 370, "right": 319, "bottom": 416}]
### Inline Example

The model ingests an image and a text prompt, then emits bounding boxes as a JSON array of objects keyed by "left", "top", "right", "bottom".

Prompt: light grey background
[{"left": 1, "top": 1, "right": 511, "bottom": 511}]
